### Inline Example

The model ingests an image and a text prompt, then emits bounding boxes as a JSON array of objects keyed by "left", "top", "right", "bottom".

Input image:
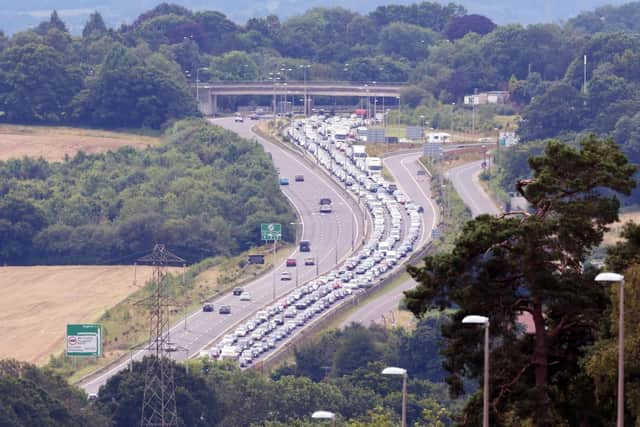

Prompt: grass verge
[
  {"left": 49, "top": 244, "right": 292, "bottom": 382},
  {"left": 420, "top": 157, "right": 472, "bottom": 253}
]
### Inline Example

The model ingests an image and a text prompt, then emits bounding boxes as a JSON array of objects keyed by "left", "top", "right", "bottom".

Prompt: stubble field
[
  {"left": 0, "top": 125, "right": 162, "bottom": 364},
  {"left": 0, "top": 266, "right": 156, "bottom": 364}
]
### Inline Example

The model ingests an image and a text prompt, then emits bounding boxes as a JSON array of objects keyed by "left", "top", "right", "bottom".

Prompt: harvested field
[
  {"left": 0, "top": 266, "right": 156, "bottom": 364},
  {"left": 602, "top": 211, "right": 640, "bottom": 246},
  {"left": 0, "top": 125, "right": 160, "bottom": 162}
]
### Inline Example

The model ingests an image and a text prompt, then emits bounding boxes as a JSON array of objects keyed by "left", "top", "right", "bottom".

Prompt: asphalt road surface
[
  {"left": 79, "top": 117, "right": 363, "bottom": 395},
  {"left": 340, "top": 150, "right": 436, "bottom": 327},
  {"left": 341, "top": 155, "right": 500, "bottom": 328},
  {"left": 447, "top": 160, "right": 501, "bottom": 217}
]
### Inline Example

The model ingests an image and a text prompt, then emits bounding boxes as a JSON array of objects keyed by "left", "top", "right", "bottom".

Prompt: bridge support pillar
[{"left": 196, "top": 89, "right": 219, "bottom": 116}]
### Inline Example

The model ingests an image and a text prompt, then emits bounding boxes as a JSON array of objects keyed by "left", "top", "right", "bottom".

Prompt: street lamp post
[
  {"left": 462, "top": 315, "right": 490, "bottom": 427},
  {"left": 381, "top": 367, "right": 408, "bottom": 427},
  {"left": 311, "top": 410, "right": 336, "bottom": 427},
  {"left": 195, "top": 67, "right": 208, "bottom": 102},
  {"left": 595, "top": 272, "right": 625, "bottom": 427},
  {"left": 300, "top": 64, "right": 311, "bottom": 116}
]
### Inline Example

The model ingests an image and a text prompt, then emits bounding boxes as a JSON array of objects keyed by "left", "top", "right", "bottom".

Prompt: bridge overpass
[{"left": 194, "top": 81, "right": 407, "bottom": 115}]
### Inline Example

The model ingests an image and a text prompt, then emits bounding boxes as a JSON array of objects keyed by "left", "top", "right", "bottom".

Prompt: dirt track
[{"left": 0, "top": 266, "right": 156, "bottom": 364}]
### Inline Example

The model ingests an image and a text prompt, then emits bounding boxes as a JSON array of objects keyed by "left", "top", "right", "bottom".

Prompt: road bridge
[{"left": 194, "top": 81, "right": 407, "bottom": 115}]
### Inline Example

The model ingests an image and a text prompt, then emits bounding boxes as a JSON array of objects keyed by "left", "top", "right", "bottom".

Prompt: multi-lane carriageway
[
  {"left": 80, "top": 117, "right": 365, "bottom": 395},
  {"left": 80, "top": 116, "right": 436, "bottom": 393},
  {"left": 199, "top": 116, "right": 438, "bottom": 368}
]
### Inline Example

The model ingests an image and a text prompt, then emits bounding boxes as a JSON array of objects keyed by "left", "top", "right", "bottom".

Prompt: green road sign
[
  {"left": 261, "top": 223, "right": 282, "bottom": 241},
  {"left": 66, "top": 324, "right": 102, "bottom": 357}
]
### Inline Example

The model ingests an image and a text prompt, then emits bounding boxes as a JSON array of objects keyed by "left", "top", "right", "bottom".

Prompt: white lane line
[
  {"left": 400, "top": 155, "right": 437, "bottom": 245},
  {"left": 248, "top": 126, "right": 362, "bottom": 257}
]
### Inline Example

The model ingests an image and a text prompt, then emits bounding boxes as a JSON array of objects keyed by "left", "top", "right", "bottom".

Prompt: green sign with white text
[
  {"left": 261, "top": 223, "right": 282, "bottom": 241},
  {"left": 66, "top": 324, "right": 102, "bottom": 357}
]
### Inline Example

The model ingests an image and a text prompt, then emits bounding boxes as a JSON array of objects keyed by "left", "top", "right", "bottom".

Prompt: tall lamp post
[
  {"left": 311, "top": 410, "right": 336, "bottom": 427},
  {"left": 195, "top": 67, "right": 208, "bottom": 103},
  {"left": 595, "top": 272, "right": 625, "bottom": 427},
  {"left": 381, "top": 367, "right": 408, "bottom": 427},
  {"left": 462, "top": 315, "right": 490, "bottom": 427},
  {"left": 300, "top": 64, "right": 311, "bottom": 116},
  {"left": 290, "top": 221, "right": 303, "bottom": 287}
]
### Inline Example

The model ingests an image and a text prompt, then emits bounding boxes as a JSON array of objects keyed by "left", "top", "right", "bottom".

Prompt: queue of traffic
[{"left": 205, "top": 114, "right": 425, "bottom": 367}]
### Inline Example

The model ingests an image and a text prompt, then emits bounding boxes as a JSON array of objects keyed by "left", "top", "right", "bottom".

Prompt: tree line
[
  {"left": 407, "top": 135, "right": 640, "bottom": 425},
  {"left": 0, "top": 119, "right": 294, "bottom": 265},
  {"left": 3, "top": 1, "right": 640, "bottom": 130},
  {"left": 0, "top": 318, "right": 460, "bottom": 426}
]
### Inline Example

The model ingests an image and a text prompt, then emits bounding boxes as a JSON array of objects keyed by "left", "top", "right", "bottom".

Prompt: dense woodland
[
  {"left": 0, "top": 119, "right": 294, "bottom": 264},
  {"left": 0, "top": 320, "right": 458, "bottom": 426}
]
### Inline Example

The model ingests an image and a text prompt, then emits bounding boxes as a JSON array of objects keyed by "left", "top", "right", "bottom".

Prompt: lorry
[{"left": 365, "top": 157, "right": 383, "bottom": 175}]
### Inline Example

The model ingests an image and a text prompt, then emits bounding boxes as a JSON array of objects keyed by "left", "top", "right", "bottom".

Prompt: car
[
  {"left": 250, "top": 113, "right": 260, "bottom": 120},
  {"left": 240, "top": 292, "right": 251, "bottom": 301},
  {"left": 202, "top": 303, "right": 214, "bottom": 312},
  {"left": 87, "top": 393, "right": 98, "bottom": 402},
  {"left": 304, "top": 257, "right": 315, "bottom": 266},
  {"left": 286, "top": 258, "right": 297, "bottom": 267},
  {"left": 279, "top": 177, "right": 289, "bottom": 185},
  {"left": 234, "top": 115, "right": 244, "bottom": 122},
  {"left": 233, "top": 287, "right": 244, "bottom": 296},
  {"left": 295, "top": 175, "right": 305, "bottom": 182},
  {"left": 281, "top": 271, "right": 292, "bottom": 281},
  {"left": 219, "top": 305, "right": 231, "bottom": 314},
  {"left": 165, "top": 342, "right": 178, "bottom": 352}
]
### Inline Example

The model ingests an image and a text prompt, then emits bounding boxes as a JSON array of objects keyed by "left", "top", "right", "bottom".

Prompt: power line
[{"left": 138, "top": 244, "right": 184, "bottom": 427}]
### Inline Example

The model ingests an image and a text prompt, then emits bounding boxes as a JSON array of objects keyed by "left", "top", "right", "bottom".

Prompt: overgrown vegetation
[{"left": 0, "top": 119, "right": 294, "bottom": 265}]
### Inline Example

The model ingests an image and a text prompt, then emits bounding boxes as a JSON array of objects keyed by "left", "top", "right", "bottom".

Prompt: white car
[{"left": 240, "top": 292, "right": 251, "bottom": 301}]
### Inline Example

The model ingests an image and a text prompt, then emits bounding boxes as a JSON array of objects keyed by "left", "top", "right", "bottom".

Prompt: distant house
[
  {"left": 425, "top": 132, "right": 451, "bottom": 143},
  {"left": 464, "top": 91, "right": 510, "bottom": 105}
]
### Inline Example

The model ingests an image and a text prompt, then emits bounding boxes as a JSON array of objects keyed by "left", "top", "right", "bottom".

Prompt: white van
[
  {"left": 218, "top": 345, "right": 239, "bottom": 360},
  {"left": 378, "top": 241, "right": 390, "bottom": 253}
]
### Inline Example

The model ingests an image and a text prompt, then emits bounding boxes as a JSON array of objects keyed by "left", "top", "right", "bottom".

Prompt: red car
[{"left": 286, "top": 258, "right": 297, "bottom": 267}]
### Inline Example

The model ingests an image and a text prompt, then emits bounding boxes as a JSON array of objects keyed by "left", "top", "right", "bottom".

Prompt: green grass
[
  {"left": 50, "top": 244, "right": 292, "bottom": 382},
  {"left": 419, "top": 157, "right": 472, "bottom": 252}
]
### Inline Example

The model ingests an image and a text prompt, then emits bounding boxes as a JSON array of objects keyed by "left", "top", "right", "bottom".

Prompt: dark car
[
  {"left": 219, "top": 305, "right": 232, "bottom": 314},
  {"left": 286, "top": 258, "right": 297, "bottom": 267},
  {"left": 233, "top": 287, "right": 244, "bottom": 296},
  {"left": 295, "top": 175, "right": 304, "bottom": 182},
  {"left": 202, "top": 303, "right": 214, "bottom": 312}
]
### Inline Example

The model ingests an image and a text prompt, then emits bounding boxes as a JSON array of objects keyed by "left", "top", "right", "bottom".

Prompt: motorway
[
  {"left": 340, "top": 156, "right": 499, "bottom": 327},
  {"left": 80, "top": 117, "right": 363, "bottom": 395}
]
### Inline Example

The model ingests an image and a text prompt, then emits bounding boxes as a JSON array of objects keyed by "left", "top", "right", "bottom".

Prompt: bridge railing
[{"left": 195, "top": 80, "right": 408, "bottom": 87}]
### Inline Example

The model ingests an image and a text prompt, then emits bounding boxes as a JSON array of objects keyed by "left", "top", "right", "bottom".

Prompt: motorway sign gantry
[
  {"left": 261, "top": 223, "right": 282, "bottom": 241},
  {"left": 66, "top": 324, "right": 102, "bottom": 357}
]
